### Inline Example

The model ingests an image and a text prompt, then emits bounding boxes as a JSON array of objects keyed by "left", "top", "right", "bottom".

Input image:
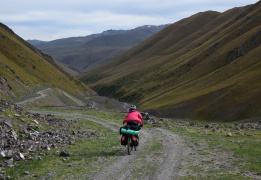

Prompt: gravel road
[
  {"left": 94, "top": 128, "right": 184, "bottom": 180},
  {"left": 29, "top": 110, "right": 185, "bottom": 180}
]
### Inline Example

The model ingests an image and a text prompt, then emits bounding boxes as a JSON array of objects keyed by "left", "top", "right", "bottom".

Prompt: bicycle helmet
[{"left": 130, "top": 105, "right": 136, "bottom": 110}]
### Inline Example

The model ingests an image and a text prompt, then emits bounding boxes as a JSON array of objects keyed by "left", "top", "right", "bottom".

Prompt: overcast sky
[{"left": 1, "top": 0, "right": 259, "bottom": 41}]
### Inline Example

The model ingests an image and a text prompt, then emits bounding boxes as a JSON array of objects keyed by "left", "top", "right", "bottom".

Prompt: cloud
[
  {"left": 2, "top": 10, "right": 171, "bottom": 40},
  {"left": 12, "top": 25, "right": 93, "bottom": 41},
  {"left": 1, "top": 0, "right": 259, "bottom": 41}
]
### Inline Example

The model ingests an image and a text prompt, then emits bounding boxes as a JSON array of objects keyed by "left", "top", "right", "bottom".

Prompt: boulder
[{"left": 59, "top": 149, "right": 70, "bottom": 157}]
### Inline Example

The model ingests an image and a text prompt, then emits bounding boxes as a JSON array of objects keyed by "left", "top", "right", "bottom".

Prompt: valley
[
  {"left": 79, "top": 1, "right": 261, "bottom": 122},
  {"left": 0, "top": 1, "right": 261, "bottom": 179}
]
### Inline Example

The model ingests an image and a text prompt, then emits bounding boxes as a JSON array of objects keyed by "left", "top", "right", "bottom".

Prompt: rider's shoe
[{"left": 134, "top": 139, "right": 139, "bottom": 151}]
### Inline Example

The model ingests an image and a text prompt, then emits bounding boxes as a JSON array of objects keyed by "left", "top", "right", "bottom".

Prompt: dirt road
[
  {"left": 16, "top": 88, "right": 51, "bottom": 105},
  {"left": 30, "top": 110, "right": 185, "bottom": 180},
  {"left": 17, "top": 88, "right": 85, "bottom": 106},
  {"left": 94, "top": 128, "right": 184, "bottom": 180}
]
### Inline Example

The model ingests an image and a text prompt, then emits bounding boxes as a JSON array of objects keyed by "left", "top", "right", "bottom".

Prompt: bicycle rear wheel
[{"left": 127, "top": 135, "right": 132, "bottom": 155}]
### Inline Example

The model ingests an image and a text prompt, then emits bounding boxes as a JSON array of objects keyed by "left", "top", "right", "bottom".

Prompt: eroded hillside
[{"left": 0, "top": 23, "right": 95, "bottom": 106}]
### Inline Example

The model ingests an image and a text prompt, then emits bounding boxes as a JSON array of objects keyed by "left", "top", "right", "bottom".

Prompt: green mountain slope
[
  {"left": 0, "top": 23, "right": 95, "bottom": 105},
  {"left": 78, "top": 2, "right": 261, "bottom": 121}
]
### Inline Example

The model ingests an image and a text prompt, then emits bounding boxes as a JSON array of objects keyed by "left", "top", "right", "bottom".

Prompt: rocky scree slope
[
  {"left": 79, "top": 2, "right": 261, "bottom": 121},
  {"left": 0, "top": 99, "right": 98, "bottom": 179}
]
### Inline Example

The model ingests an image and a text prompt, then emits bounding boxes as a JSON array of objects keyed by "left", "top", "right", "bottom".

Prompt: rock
[
  {"left": 141, "top": 112, "right": 150, "bottom": 120},
  {"left": 24, "top": 140, "right": 36, "bottom": 152},
  {"left": 51, "top": 144, "right": 56, "bottom": 148},
  {"left": 189, "top": 122, "right": 198, "bottom": 126},
  {"left": 0, "top": 151, "right": 6, "bottom": 158},
  {"left": 0, "top": 174, "right": 4, "bottom": 179},
  {"left": 24, "top": 171, "right": 30, "bottom": 175},
  {"left": 6, "top": 150, "right": 13, "bottom": 158},
  {"left": 10, "top": 130, "right": 18, "bottom": 140},
  {"left": 20, "top": 118, "right": 26, "bottom": 122},
  {"left": 4, "top": 120, "right": 12, "bottom": 128},
  {"left": 59, "top": 149, "right": 70, "bottom": 157},
  {"left": 0, "top": 139, "right": 7, "bottom": 148},
  {"left": 33, "top": 120, "right": 39, "bottom": 124},
  {"left": 14, "top": 114, "right": 20, "bottom": 118},
  {"left": 5, "top": 158, "right": 13, "bottom": 166},
  {"left": 68, "top": 141, "right": 74, "bottom": 145},
  {"left": 42, "top": 144, "right": 51, "bottom": 151},
  {"left": 205, "top": 124, "right": 212, "bottom": 128},
  {"left": 18, "top": 153, "right": 25, "bottom": 160},
  {"left": 227, "top": 133, "right": 232, "bottom": 137}
]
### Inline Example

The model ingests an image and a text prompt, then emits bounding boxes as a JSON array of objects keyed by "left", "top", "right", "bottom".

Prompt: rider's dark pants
[{"left": 126, "top": 121, "right": 140, "bottom": 142}]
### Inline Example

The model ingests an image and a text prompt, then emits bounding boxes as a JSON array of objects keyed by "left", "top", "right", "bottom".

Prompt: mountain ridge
[
  {"left": 78, "top": 2, "right": 261, "bottom": 121},
  {"left": 29, "top": 24, "right": 169, "bottom": 73}
]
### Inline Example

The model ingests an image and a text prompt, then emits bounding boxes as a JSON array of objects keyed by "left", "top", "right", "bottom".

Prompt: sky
[{"left": 1, "top": 0, "right": 259, "bottom": 41}]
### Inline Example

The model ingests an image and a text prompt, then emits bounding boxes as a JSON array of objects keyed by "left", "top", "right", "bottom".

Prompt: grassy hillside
[
  {"left": 0, "top": 23, "right": 95, "bottom": 104},
  {"left": 78, "top": 2, "right": 261, "bottom": 121}
]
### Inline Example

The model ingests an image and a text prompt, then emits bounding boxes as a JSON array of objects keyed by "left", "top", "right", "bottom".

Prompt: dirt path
[
  {"left": 16, "top": 88, "right": 51, "bottom": 105},
  {"left": 17, "top": 88, "right": 85, "bottom": 106},
  {"left": 29, "top": 110, "right": 185, "bottom": 179}
]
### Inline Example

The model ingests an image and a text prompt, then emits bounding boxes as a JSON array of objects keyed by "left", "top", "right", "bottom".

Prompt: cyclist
[
  {"left": 123, "top": 105, "right": 143, "bottom": 129},
  {"left": 123, "top": 105, "right": 143, "bottom": 148}
]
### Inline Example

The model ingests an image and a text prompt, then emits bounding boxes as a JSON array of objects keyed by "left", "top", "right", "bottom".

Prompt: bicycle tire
[{"left": 127, "top": 135, "right": 132, "bottom": 155}]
